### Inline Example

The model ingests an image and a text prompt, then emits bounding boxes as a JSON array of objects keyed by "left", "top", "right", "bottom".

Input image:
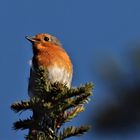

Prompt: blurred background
[{"left": 0, "top": 0, "right": 140, "bottom": 140}]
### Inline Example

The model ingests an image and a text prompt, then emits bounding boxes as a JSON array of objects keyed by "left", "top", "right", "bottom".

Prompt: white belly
[{"left": 47, "top": 66, "right": 72, "bottom": 88}]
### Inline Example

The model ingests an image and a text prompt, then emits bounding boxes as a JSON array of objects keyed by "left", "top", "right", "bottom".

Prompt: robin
[{"left": 26, "top": 33, "right": 73, "bottom": 97}]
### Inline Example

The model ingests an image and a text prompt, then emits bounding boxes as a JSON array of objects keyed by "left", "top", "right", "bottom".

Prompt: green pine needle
[
  {"left": 13, "top": 117, "right": 35, "bottom": 130},
  {"left": 11, "top": 101, "right": 30, "bottom": 113},
  {"left": 64, "top": 105, "right": 85, "bottom": 123},
  {"left": 58, "top": 125, "right": 91, "bottom": 140}
]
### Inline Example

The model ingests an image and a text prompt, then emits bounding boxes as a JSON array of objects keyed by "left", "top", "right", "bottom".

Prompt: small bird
[{"left": 26, "top": 33, "right": 73, "bottom": 97}]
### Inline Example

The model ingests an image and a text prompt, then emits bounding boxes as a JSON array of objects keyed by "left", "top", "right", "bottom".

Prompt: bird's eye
[{"left": 44, "top": 36, "right": 49, "bottom": 41}]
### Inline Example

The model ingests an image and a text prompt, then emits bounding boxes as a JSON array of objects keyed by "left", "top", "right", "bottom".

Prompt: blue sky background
[{"left": 1, "top": 0, "right": 140, "bottom": 140}]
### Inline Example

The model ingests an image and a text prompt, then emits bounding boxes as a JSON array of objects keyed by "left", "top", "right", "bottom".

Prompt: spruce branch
[
  {"left": 54, "top": 105, "right": 85, "bottom": 129},
  {"left": 11, "top": 101, "right": 31, "bottom": 113},
  {"left": 11, "top": 68, "right": 94, "bottom": 140},
  {"left": 63, "top": 105, "right": 85, "bottom": 123},
  {"left": 58, "top": 125, "right": 91, "bottom": 140},
  {"left": 13, "top": 117, "right": 35, "bottom": 130}
]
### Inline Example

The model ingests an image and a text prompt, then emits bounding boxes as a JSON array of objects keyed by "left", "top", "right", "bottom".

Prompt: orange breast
[{"left": 33, "top": 44, "right": 73, "bottom": 74}]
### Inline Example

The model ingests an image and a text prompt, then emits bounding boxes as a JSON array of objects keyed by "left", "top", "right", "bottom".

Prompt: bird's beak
[{"left": 25, "top": 36, "right": 36, "bottom": 42}]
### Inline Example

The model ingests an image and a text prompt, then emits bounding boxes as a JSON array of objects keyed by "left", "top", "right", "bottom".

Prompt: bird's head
[{"left": 26, "top": 33, "right": 62, "bottom": 52}]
